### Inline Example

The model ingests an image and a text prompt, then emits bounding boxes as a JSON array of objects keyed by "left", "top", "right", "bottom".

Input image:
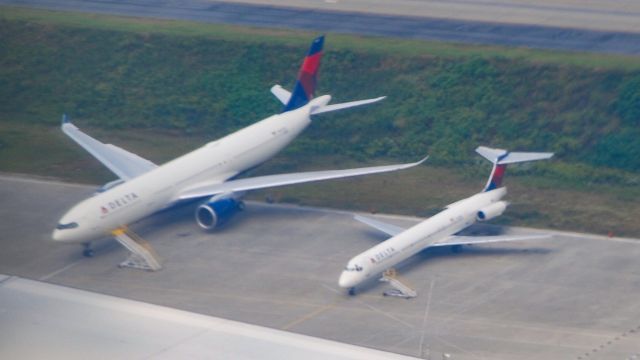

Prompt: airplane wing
[
  {"left": 353, "top": 214, "right": 405, "bottom": 236},
  {"left": 61, "top": 117, "right": 158, "bottom": 180},
  {"left": 175, "top": 156, "right": 428, "bottom": 201},
  {"left": 354, "top": 214, "right": 552, "bottom": 245},
  {"left": 430, "top": 234, "right": 553, "bottom": 247},
  {"left": 1, "top": 275, "right": 416, "bottom": 360}
]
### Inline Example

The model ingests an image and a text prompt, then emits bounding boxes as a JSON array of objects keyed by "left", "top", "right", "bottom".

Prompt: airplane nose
[
  {"left": 52, "top": 229, "right": 72, "bottom": 242},
  {"left": 338, "top": 271, "right": 354, "bottom": 288},
  {"left": 52, "top": 229, "right": 62, "bottom": 242}
]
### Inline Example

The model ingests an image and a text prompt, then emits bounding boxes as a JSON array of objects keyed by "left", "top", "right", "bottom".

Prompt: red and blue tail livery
[
  {"left": 485, "top": 163, "right": 506, "bottom": 191},
  {"left": 283, "top": 35, "right": 324, "bottom": 112},
  {"left": 269, "top": 35, "right": 384, "bottom": 114},
  {"left": 476, "top": 146, "right": 553, "bottom": 192}
]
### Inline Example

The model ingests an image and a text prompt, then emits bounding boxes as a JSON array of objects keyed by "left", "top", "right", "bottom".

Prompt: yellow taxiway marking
[{"left": 281, "top": 303, "right": 336, "bottom": 331}]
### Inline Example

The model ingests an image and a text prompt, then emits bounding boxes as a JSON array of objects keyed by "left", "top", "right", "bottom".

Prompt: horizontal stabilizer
[
  {"left": 270, "top": 85, "right": 291, "bottom": 105},
  {"left": 353, "top": 215, "right": 404, "bottom": 237},
  {"left": 497, "top": 151, "right": 555, "bottom": 164},
  {"left": 476, "top": 146, "right": 553, "bottom": 192},
  {"left": 61, "top": 116, "right": 157, "bottom": 180},
  {"left": 476, "top": 146, "right": 554, "bottom": 165},
  {"left": 431, "top": 233, "right": 552, "bottom": 247},
  {"left": 175, "top": 156, "right": 428, "bottom": 201},
  {"left": 310, "top": 96, "right": 386, "bottom": 115}
]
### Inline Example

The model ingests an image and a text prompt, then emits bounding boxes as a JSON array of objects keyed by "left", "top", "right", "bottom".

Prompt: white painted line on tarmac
[
  {"left": 39, "top": 260, "right": 83, "bottom": 281},
  {"left": 321, "top": 283, "right": 415, "bottom": 329},
  {"left": 418, "top": 278, "right": 435, "bottom": 357}
]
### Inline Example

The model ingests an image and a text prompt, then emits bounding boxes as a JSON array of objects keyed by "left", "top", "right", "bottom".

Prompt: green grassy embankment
[{"left": 1, "top": 6, "right": 639, "bottom": 236}]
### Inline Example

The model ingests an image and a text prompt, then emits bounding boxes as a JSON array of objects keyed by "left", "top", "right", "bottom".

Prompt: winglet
[
  {"left": 282, "top": 35, "right": 324, "bottom": 113},
  {"left": 62, "top": 113, "right": 70, "bottom": 125},
  {"left": 476, "top": 146, "right": 553, "bottom": 192},
  {"left": 416, "top": 155, "right": 429, "bottom": 166}
]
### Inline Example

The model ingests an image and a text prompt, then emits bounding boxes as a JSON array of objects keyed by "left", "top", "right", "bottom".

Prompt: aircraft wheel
[
  {"left": 82, "top": 243, "right": 94, "bottom": 258},
  {"left": 348, "top": 287, "right": 356, "bottom": 296}
]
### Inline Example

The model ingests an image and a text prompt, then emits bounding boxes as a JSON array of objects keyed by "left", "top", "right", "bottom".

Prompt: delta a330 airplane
[
  {"left": 339, "top": 146, "right": 553, "bottom": 296},
  {"left": 52, "top": 36, "right": 426, "bottom": 270}
]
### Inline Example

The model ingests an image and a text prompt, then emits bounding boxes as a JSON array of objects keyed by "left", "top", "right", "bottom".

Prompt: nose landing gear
[{"left": 82, "top": 242, "right": 94, "bottom": 258}]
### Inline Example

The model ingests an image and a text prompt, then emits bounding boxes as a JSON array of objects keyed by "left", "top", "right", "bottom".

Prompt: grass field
[{"left": 1, "top": 6, "right": 639, "bottom": 237}]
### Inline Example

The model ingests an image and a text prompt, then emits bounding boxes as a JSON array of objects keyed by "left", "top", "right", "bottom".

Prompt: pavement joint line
[{"left": 387, "top": 335, "right": 418, "bottom": 354}]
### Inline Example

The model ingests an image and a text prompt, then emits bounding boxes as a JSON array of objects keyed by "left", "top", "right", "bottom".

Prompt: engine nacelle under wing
[
  {"left": 476, "top": 201, "right": 508, "bottom": 221},
  {"left": 195, "top": 194, "right": 244, "bottom": 230}
]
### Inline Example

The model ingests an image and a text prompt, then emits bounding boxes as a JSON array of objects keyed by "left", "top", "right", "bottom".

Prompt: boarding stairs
[
  {"left": 112, "top": 226, "right": 162, "bottom": 271},
  {"left": 380, "top": 268, "right": 417, "bottom": 298}
]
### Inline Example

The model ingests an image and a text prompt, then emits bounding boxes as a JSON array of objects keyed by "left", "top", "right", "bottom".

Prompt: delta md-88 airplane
[
  {"left": 339, "top": 146, "right": 553, "bottom": 295},
  {"left": 52, "top": 36, "right": 426, "bottom": 270}
]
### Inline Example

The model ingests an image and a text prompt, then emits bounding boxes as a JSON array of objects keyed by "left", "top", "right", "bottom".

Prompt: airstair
[
  {"left": 111, "top": 227, "right": 162, "bottom": 271},
  {"left": 380, "top": 268, "right": 417, "bottom": 298}
]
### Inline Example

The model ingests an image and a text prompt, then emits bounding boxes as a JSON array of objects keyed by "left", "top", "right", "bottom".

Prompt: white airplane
[
  {"left": 338, "top": 146, "right": 553, "bottom": 295},
  {"left": 52, "top": 36, "right": 426, "bottom": 269}
]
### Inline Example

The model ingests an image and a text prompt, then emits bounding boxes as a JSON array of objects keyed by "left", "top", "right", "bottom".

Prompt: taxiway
[
  {"left": 1, "top": 174, "right": 639, "bottom": 359},
  {"left": 1, "top": 0, "right": 639, "bottom": 54}
]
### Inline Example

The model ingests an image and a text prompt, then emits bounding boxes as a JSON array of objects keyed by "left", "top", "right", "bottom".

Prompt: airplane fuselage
[
  {"left": 339, "top": 187, "right": 507, "bottom": 288},
  {"left": 53, "top": 100, "right": 323, "bottom": 243}
]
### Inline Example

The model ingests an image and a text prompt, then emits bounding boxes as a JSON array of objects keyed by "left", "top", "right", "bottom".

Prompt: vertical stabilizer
[
  {"left": 476, "top": 146, "right": 553, "bottom": 192},
  {"left": 283, "top": 35, "right": 324, "bottom": 112}
]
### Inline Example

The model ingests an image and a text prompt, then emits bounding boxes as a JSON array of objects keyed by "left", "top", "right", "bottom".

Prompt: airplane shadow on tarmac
[{"left": 82, "top": 200, "right": 315, "bottom": 260}]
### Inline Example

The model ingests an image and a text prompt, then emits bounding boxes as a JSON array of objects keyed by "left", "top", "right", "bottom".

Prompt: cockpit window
[
  {"left": 56, "top": 222, "right": 78, "bottom": 230},
  {"left": 344, "top": 264, "right": 363, "bottom": 272}
]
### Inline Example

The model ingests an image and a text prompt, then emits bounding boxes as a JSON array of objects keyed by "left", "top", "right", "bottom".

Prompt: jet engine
[
  {"left": 195, "top": 194, "right": 245, "bottom": 230},
  {"left": 476, "top": 201, "right": 508, "bottom": 221}
]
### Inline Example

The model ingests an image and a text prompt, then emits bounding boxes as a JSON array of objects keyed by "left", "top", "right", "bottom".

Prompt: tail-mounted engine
[
  {"left": 476, "top": 201, "right": 508, "bottom": 221},
  {"left": 195, "top": 193, "right": 245, "bottom": 230}
]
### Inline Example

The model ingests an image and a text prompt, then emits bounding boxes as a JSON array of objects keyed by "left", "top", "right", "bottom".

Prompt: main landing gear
[{"left": 82, "top": 242, "right": 94, "bottom": 258}]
